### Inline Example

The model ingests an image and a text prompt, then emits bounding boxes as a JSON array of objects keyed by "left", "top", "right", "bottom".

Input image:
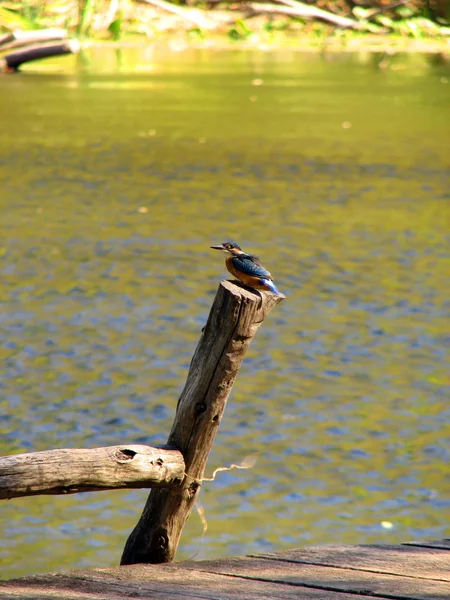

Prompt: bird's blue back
[{"left": 231, "top": 256, "right": 272, "bottom": 279}]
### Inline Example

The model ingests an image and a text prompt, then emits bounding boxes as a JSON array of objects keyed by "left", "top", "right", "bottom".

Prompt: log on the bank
[
  {"left": 1, "top": 39, "right": 80, "bottom": 72},
  {"left": 139, "top": 0, "right": 218, "bottom": 29},
  {"left": 0, "top": 445, "right": 185, "bottom": 499},
  {"left": 122, "top": 280, "right": 285, "bottom": 565},
  {"left": 247, "top": 1, "right": 373, "bottom": 30},
  {"left": 0, "top": 28, "right": 68, "bottom": 52}
]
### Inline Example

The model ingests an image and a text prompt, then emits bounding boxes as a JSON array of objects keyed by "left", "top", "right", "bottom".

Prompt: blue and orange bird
[{"left": 211, "top": 241, "right": 281, "bottom": 295}]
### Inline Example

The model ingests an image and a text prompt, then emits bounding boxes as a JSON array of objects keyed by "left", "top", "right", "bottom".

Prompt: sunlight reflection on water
[{"left": 0, "top": 48, "right": 449, "bottom": 578}]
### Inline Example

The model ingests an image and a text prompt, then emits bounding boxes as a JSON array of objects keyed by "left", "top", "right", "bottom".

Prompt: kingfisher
[{"left": 211, "top": 241, "right": 281, "bottom": 295}]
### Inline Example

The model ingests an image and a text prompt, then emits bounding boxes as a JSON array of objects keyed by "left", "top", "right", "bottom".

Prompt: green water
[{"left": 0, "top": 48, "right": 449, "bottom": 579}]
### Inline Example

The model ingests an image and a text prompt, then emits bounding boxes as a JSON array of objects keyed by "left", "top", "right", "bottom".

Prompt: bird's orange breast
[{"left": 225, "top": 256, "right": 240, "bottom": 279}]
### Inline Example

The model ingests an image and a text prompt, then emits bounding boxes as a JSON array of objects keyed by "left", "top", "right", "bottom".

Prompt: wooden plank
[
  {"left": 250, "top": 544, "right": 450, "bottom": 581},
  {"left": 0, "top": 564, "right": 375, "bottom": 600},
  {"left": 179, "top": 555, "right": 450, "bottom": 600},
  {"left": 1, "top": 40, "right": 80, "bottom": 73},
  {"left": 2, "top": 544, "right": 448, "bottom": 599},
  {"left": 403, "top": 540, "right": 450, "bottom": 551}
]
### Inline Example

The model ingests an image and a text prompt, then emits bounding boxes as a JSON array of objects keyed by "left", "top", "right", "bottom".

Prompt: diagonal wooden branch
[
  {"left": 0, "top": 445, "right": 184, "bottom": 499},
  {"left": 121, "top": 280, "right": 284, "bottom": 565},
  {"left": 249, "top": 1, "right": 368, "bottom": 29},
  {"left": 137, "top": 0, "right": 218, "bottom": 29}
]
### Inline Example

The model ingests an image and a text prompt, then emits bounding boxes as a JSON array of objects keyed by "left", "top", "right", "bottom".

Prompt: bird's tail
[{"left": 261, "top": 278, "right": 281, "bottom": 295}]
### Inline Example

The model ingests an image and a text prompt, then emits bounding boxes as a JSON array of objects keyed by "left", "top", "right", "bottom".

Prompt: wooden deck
[{"left": 1, "top": 539, "right": 448, "bottom": 599}]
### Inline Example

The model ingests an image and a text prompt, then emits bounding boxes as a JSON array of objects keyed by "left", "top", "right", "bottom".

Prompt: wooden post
[
  {"left": 0, "top": 445, "right": 184, "bottom": 499},
  {"left": 121, "top": 280, "right": 284, "bottom": 565}
]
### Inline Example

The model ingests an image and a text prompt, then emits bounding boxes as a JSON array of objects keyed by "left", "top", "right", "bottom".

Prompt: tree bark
[
  {"left": 121, "top": 280, "right": 284, "bottom": 565},
  {"left": 0, "top": 445, "right": 184, "bottom": 499}
]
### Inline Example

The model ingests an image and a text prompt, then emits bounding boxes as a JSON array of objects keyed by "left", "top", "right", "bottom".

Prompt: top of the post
[{"left": 219, "top": 279, "right": 286, "bottom": 311}]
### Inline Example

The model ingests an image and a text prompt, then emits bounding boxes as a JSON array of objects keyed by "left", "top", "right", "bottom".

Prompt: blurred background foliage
[{"left": 0, "top": 0, "right": 449, "bottom": 41}]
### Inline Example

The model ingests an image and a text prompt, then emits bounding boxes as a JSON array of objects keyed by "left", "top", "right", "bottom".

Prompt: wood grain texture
[
  {"left": 251, "top": 544, "right": 450, "bottom": 580},
  {"left": 179, "top": 554, "right": 450, "bottom": 599},
  {"left": 121, "top": 280, "right": 284, "bottom": 565},
  {"left": 0, "top": 445, "right": 184, "bottom": 499},
  {"left": 403, "top": 539, "right": 450, "bottom": 551},
  {"left": 1, "top": 542, "right": 448, "bottom": 600},
  {"left": 0, "top": 564, "right": 378, "bottom": 600}
]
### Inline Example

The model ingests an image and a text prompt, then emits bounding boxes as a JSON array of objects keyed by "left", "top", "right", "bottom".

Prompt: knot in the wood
[
  {"left": 154, "top": 529, "right": 168, "bottom": 551},
  {"left": 116, "top": 448, "right": 136, "bottom": 462},
  {"left": 195, "top": 402, "right": 207, "bottom": 415},
  {"left": 186, "top": 479, "right": 201, "bottom": 499}
]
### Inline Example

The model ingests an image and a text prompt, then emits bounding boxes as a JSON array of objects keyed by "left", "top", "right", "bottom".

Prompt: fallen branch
[
  {"left": 138, "top": 0, "right": 218, "bottom": 29},
  {"left": 0, "top": 28, "right": 68, "bottom": 52},
  {"left": 1, "top": 39, "right": 80, "bottom": 72},
  {"left": 248, "top": 1, "right": 382, "bottom": 30},
  {"left": 0, "top": 445, "right": 185, "bottom": 499}
]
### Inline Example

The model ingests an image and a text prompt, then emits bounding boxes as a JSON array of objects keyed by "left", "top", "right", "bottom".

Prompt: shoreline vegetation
[{"left": 0, "top": 1, "right": 448, "bottom": 52}]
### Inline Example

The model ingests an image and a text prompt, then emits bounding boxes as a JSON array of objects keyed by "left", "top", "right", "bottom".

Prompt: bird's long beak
[{"left": 210, "top": 244, "right": 225, "bottom": 250}]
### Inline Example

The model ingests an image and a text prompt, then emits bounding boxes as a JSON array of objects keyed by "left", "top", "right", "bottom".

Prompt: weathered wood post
[{"left": 121, "top": 280, "right": 284, "bottom": 565}]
